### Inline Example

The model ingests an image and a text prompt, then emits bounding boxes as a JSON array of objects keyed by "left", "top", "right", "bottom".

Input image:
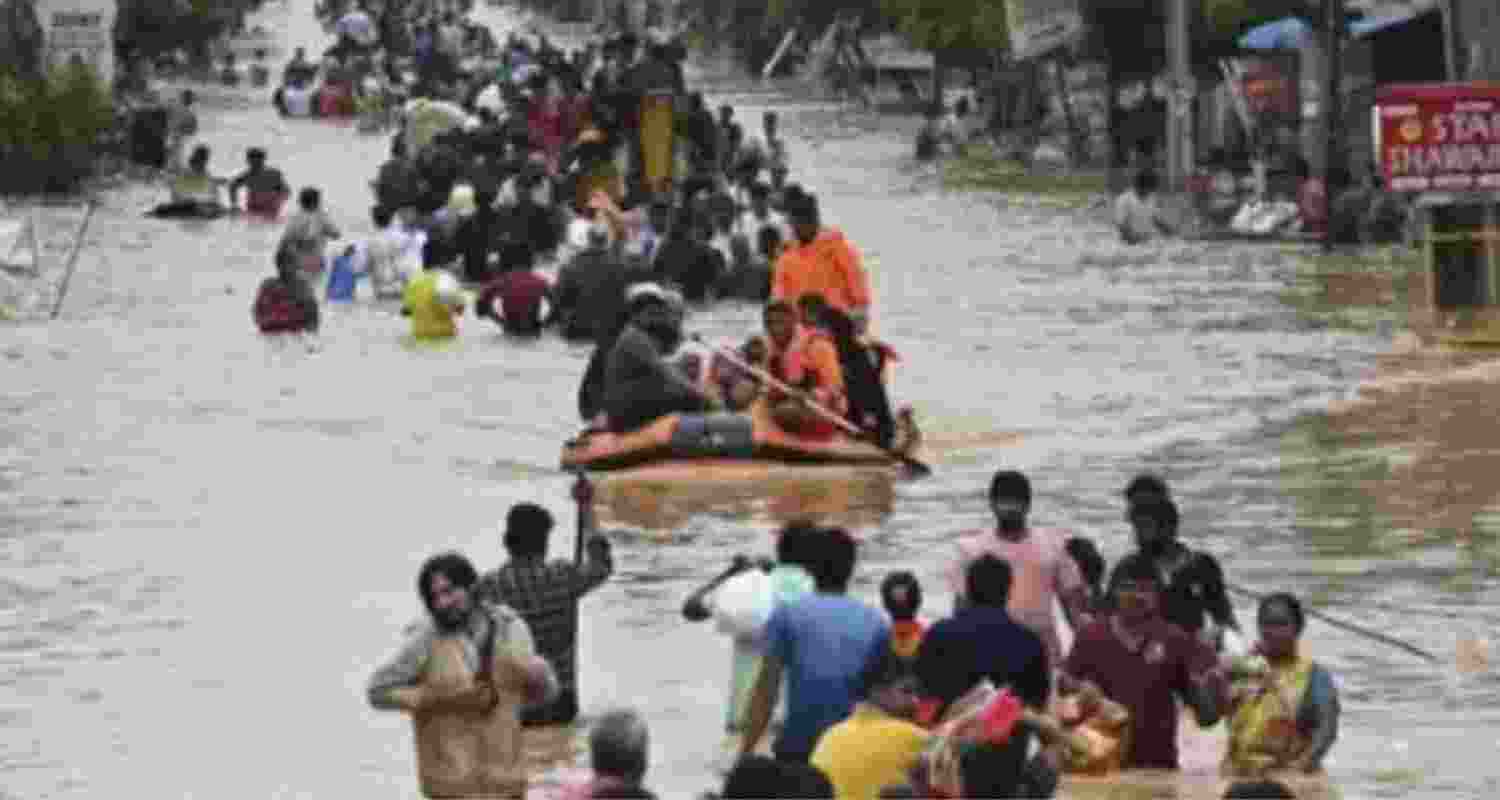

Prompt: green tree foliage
[
  {"left": 0, "top": 60, "right": 113, "bottom": 193},
  {"left": 115, "top": 0, "right": 265, "bottom": 61},
  {"left": 878, "top": 0, "right": 1010, "bottom": 55}
]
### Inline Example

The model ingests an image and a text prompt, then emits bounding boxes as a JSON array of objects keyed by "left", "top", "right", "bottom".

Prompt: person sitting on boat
[
  {"left": 253, "top": 245, "right": 321, "bottom": 335},
  {"left": 228, "top": 148, "right": 290, "bottom": 217},
  {"left": 1126, "top": 495, "right": 1244, "bottom": 653},
  {"left": 279, "top": 187, "right": 342, "bottom": 276},
  {"left": 1115, "top": 168, "right": 1175, "bottom": 245},
  {"left": 601, "top": 284, "right": 716, "bottom": 434},
  {"left": 762, "top": 299, "right": 845, "bottom": 441},
  {"left": 1059, "top": 553, "right": 1229, "bottom": 771},
  {"left": 798, "top": 293, "right": 897, "bottom": 449},
  {"left": 1223, "top": 593, "right": 1340, "bottom": 777},
  {"left": 771, "top": 193, "right": 873, "bottom": 333},
  {"left": 706, "top": 335, "right": 769, "bottom": 413},
  {"left": 166, "top": 145, "right": 226, "bottom": 213}
]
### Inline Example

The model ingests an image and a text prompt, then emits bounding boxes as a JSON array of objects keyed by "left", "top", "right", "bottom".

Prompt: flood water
[{"left": 3, "top": 1, "right": 1499, "bottom": 798}]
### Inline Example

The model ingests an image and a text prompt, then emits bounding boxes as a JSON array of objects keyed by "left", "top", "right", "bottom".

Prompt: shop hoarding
[{"left": 1375, "top": 82, "right": 1500, "bottom": 192}]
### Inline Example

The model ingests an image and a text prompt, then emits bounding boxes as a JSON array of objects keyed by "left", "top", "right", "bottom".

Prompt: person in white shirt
[{"left": 1115, "top": 168, "right": 1175, "bottom": 245}]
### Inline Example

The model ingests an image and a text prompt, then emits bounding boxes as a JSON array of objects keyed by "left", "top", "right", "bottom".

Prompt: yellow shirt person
[{"left": 811, "top": 703, "right": 931, "bottom": 800}]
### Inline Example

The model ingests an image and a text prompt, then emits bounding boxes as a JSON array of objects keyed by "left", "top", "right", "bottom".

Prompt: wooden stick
[
  {"left": 1225, "top": 582, "right": 1440, "bottom": 664},
  {"left": 694, "top": 334, "right": 932, "bottom": 476},
  {"left": 51, "top": 199, "right": 97, "bottom": 320}
]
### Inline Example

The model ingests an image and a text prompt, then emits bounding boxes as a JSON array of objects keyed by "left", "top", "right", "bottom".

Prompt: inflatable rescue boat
[{"left": 560, "top": 402, "right": 915, "bottom": 473}]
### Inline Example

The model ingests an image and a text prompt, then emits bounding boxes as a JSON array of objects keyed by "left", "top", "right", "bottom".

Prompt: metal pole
[
  {"left": 1321, "top": 0, "right": 1343, "bottom": 254},
  {"left": 1441, "top": 0, "right": 1460, "bottom": 81},
  {"left": 1167, "top": 0, "right": 1190, "bottom": 191}
]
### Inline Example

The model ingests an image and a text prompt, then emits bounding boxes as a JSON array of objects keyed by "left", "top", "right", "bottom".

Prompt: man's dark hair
[
  {"left": 1107, "top": 552, "right": 1165, "bottom": 597},
  {"left": 298, "top": 186, "right": 321, "bottom": 210},
  {"left": 1123, "top": 473, "right": 1170, "bottom": 505},
  {"left": 966, "top": 555, "right": 1013, "bottom": 607},
  {"left": 763, "top": 299, "right": 796, "bottom": 320},
  {"left": 721, "top": 756, "right": 833, "bottom": 799},
  {"left": 880, "top": 571, "right": 922, "bottom": 620},
  {"left": 1223, "top": 779, "right": 1296, "bottom": 799},
  {"left": 958, "top": 736, "right": 1031, "bottom": 799},
  {"left": 1258, "top": 592, "right": 1306, "bottom": 635},
  {"left": 1065, "top": 537, "right": 1106, "bottom": 598},
  {"left": 806, "top": 526, "right": 857, "bottom": 593},
  {"left": 504, "top": 503, "right": 553, "bottom": 558},
  {"left": 417, "top": 552, "right": 479, "bottom": 611},
  {"left": 988, "top": 469, "right": 1032, "bottom": 507},
  {"left": 247, "top": 147, "right": 267, "bottom": 161},
  {"left": 776, "top": 519, "right": 821, "bottom": 570},
  {"left": 372, "top": 205, "right": 393, "bottom": 228}
]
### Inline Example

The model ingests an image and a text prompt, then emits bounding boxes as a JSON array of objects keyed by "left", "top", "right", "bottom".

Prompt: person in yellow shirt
[
  {"left": 810, "top": 650, "right": 931, "bottom": 800},
  {"left": 403, "top": 265, "right": 466, "bottom": 341}
]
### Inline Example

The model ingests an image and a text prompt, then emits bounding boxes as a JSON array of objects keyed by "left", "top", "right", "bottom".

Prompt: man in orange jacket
[
  {"left": 763, "top": 300, "right": 845, "bottom": 439},
  {"left": 771, "top": 193, "right": 872, "bottom": 331}
]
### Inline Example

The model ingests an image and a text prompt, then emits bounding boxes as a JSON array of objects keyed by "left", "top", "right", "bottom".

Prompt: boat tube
[{"left": 561, "top": 403, "right": 910, "bottom": 472}]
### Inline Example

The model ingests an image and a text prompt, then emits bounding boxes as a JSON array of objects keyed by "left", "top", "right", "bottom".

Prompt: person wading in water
[
  {"left": 477, "top": 480, "right": 613, "bottom": 726},
  {"left": 946, "top": 470, "right": 1095, "bottom": 670},
  {"left": 1125, "top": 490, "right": 1242, "bottom": 652},
  {"left": 366, "top": 552, "right": 558, "bottom": 799}
]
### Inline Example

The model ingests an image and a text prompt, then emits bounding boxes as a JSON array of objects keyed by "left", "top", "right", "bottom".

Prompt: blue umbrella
[{"left": 1237, "top": 17, "right": 1313, "bottom": 51}]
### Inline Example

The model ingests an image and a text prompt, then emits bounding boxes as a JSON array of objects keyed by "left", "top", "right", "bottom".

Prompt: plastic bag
[{"left": 713, "top": 568, "right": 773, "bottom": 642}]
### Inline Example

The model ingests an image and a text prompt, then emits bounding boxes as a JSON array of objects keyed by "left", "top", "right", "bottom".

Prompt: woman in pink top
[{"left": 947, "top": 470, "right": 1096, "bottom": 666}]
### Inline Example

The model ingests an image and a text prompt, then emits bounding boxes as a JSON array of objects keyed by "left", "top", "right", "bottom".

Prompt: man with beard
[
  {"left": 1059, "top": 553, "right": 1228, "bottom": 770},
  {"left": 367, "top": 552, "right": 558, "bottom": 799},
  {"left": 602, "top": 284, "right": 715, "bottom": 433},
  {"left": 1126, "top": 494, "right": 1241, "bottom": 652}
]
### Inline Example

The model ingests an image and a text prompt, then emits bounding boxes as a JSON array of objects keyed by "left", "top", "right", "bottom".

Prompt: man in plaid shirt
[{"left": 478, "top": 480, "right": 613, "bottom": 725}]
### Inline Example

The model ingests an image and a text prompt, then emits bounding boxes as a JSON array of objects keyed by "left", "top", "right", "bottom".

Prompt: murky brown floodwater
[{"left": 3, "top": 1, "right": 1499, "bottom": 798}]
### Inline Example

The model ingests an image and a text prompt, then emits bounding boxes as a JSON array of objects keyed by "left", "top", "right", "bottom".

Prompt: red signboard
[{"left": 1375, "top": 83, "right": 1500, "bottom": 193}]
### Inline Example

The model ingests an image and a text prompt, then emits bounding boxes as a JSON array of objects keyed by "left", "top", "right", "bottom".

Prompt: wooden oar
[
  {"left": 694, "top": 335, "right": 933, "bottom": 477},
  {"left": 1224, "top": 581, "right": 1440, "bottom": 664}
]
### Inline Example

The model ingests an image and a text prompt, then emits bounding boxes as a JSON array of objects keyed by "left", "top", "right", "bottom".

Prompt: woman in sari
[{"left": 1225, "top": 593, "right": 1340, "bottom": 776}]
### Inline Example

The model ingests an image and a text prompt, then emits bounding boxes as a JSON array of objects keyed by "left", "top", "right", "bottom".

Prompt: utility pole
[
  {"left": 1166, "top": 0, "right": 1191, "bottom": 191},
  {"left": 1321, "top": 0, "right": 1343, "bottom": 253}
]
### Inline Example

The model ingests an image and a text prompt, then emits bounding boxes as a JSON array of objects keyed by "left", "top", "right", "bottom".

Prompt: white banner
[
  {"left": 1005, "top": 0, "right": 1084, "bottom": 62},
  {"left": 37, "top": 0, "right": 116, "bottom": 87}
]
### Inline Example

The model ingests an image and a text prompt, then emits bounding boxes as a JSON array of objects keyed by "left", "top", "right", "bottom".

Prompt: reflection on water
[{"left": 593, "top": 464, "right": 897, "bottom": 532}]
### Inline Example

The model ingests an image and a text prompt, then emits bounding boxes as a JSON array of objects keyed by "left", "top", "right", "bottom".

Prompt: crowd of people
[
  {"left": 247, "top": 0, "right": 917, "bottom": 453},
  {"left": 366, "top": 470, "right": 1340, "bottom": 799}
]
